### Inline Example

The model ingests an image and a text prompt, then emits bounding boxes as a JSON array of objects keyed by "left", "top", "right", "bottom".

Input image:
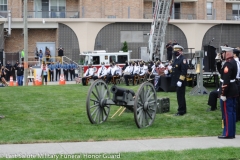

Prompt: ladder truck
[{"left": 148, "top": 0, "right": 174, "bottom": 61}]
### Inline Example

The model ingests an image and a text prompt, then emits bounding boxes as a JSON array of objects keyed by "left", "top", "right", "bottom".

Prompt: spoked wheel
[
  {"left": 86, "top": 79, "right": 111, "bottom": 124},
  {"left": 134, "top": 82, "right": 157, "bottom": 128}
]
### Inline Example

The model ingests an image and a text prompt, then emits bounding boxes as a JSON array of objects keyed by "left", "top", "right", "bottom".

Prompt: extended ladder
[{"left": 148, "top": 0, "right": 174, "bottom": 61}]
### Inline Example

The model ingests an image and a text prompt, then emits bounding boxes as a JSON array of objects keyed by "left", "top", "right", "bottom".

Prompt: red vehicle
[{"left": 79, "top": 50, "right": 131, "bottom": 73}]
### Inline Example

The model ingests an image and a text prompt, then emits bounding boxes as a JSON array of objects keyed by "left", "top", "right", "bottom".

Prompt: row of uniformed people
[
  {"left": 47, "top": 61, "right": 77, "bottom": 81},
  {"left": 122, "top": 61, "right": 148, "bottom": 86},
  {"left": 82, "top": 62, "right": 122, "bottom": 85}
]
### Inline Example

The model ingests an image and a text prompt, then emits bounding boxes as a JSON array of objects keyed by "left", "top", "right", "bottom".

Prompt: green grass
[
  {"left": 0, "top": 84, "right": 239, "bottom": 144},
  {"left": 1, "top": 147, "right": 239, "bottom": 160}
]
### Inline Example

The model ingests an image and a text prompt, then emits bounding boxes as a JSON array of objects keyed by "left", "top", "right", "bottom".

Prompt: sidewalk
[{"left": 0, "top": 136, "right": 239, "bottom": 156}]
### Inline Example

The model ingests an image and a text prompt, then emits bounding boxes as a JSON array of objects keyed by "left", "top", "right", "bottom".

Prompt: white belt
[{"left": 220, "top": 79, "right": 235, "bottom": 83}]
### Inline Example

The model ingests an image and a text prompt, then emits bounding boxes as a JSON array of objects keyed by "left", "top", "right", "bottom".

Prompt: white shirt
[
  {"left": 234, "top": 57, "right": 240, "bottom": 79},
  {"left": 115, "top": 66, "right": 122, "bottom": 75},
  {"left": 132, "top": 65, "right": 140, "bottom": 74},
  {"left": 97, "top": 66, "right": 107, "bottom": 77},
  {"left": 107, "top": 66, "right": 117, "bottom": 75},
  {"left": 124, "top": 66, "right": 133, "bottom": 74},
  {"left": 143, "top": 65, "right": 148, "bottom": 73},
  {"left": 84, "top": 68, "right": 94, "bottom": 77},
  {"left": 139, "top": 66, "right": 146, "bottom": 76}
]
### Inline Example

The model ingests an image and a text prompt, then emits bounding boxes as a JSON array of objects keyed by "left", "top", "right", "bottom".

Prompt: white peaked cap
[
  {"left": 173, "top": 45, "right": 184, "bottom": 51},
  {"left": 220, "top": 46, "right": 234, "bottom": 52}
]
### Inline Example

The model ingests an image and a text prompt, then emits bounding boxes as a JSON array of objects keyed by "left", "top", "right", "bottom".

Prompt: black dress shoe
[{"left": 218, "top": 135, "right": 234, "bottom": 139}]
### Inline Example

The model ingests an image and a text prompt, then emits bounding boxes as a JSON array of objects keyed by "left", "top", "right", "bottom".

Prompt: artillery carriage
[{"left": 86, "top": 79, "right": 158, "bottom": 128}]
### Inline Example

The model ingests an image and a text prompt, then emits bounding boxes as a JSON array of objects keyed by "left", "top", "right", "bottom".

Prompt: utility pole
[{"left": 23, "top": 0, "right": 28, "bottom": 86}]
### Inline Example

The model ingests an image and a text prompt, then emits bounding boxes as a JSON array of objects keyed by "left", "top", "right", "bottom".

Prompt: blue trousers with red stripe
[{"left": 220, "top": 98, "right": 236, "bottom": 137}]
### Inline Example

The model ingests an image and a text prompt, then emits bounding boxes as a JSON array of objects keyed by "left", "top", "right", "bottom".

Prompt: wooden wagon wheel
[
  {"left": 86, "top": 79, "right": 111, "bottom": 124},
  {"left": 134, "top": 82, "right": 157, "bottom": 128}
]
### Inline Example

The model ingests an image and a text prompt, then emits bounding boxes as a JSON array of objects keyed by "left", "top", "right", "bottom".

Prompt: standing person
[
  {"left": 13, "top": 60, "right": 19, "bottom": 81},
  {"left": 58, "top": 46, "right": 64, "bottom": 62},
  {"left": 171, "top": 45, "right": 188, "bottom": 116},
  {"left": 48, "top": 62, "right": 55, "bottom": 82},
  {"left": 27, "top": 65, "right": 35, "bottom": 86},
  {"left": 55, "top": 61, "right": 61, "bottom": 81},
  {"left": 63, "top": 63, "right": 69, "bottom": 81},
  {"left": 41, "top": 62, "right": 48, "bottom": 85},
  {"left": 21, "top": 49, "right": 25, "bottom": 62},
  {"left": 5, "top": 61, "right": 12, "bottom": 81},
  {"left": 172, "top": 40, "right": 179, "bottom": 47},
  {"left": 166, "top": 40, "right": 173, "bottom": 61},
  {"left": 69, "top": 61, "right": 76, "bottom": 81},
  {"left": 39, "top": 49, "right": 43, "bottom": 62},
  {"left": 34, "top": 47, "right": 39, "bottom": 61},
  {"left": 218, "top": 46, "right": 238, "bottom": 139},
  {"left": 16, "top": 63, "right": 24, "bottom": 86}
]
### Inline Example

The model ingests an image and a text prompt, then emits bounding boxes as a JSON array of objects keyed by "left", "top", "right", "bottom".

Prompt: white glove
[
  {"left": 177, "top": 81, "right": 182, "bottom": 87},
  {"left": 164, "top": 70, "right": 168, "bottom": 75},
  {"left": 220, "top": 96, "right": 226, "bottom": 101}
]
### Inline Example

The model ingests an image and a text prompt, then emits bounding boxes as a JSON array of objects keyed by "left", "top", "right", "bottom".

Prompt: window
[
  {"left": 34, "top": 0, "right": 66, "bottom": 18},
  {"left": 207, "top": 2, "right": 213, "bottom": 16},
  {"left": 92, "top": 56, "right": 100, "bottom": 65},
  {"left": 109, "top": 56, "right": 116, "bottom": 64},
  {"left": 233, "top": 4, "right": 240, "bottom": 17},
  {"left": 117, "top": 55, "right": 128, "bottom": 64},
  {"left": 0, "top": 0, "right": 7, "bottom": 11},
  {"left": 152, "top": 2, "right": 155, "bottom": 14}
]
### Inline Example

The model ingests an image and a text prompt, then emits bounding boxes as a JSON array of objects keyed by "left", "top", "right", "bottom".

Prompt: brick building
[{"left": 0, "top": 0, "right": 240, "bottom": 65}]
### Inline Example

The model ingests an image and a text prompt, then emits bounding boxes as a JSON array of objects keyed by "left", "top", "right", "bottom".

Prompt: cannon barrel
[{"left": 111, "top": 85, "right": 135, "bottom": 97}]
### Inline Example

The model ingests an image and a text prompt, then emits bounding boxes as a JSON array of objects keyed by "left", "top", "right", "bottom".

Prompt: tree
[{"left": 122, "top": 41, "right": 128, "bottom": 52}]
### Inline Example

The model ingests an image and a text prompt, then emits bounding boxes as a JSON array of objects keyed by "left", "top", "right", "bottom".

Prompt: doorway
[{"left": 36, "top": 42, "right": 56, "bottom": 62}]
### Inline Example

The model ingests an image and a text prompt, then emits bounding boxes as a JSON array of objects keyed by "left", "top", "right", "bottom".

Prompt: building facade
[{"left": 0, "top": 0, "right": 240, "bottom": 64}]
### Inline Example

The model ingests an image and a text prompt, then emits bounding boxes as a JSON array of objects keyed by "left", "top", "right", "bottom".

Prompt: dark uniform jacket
[
  {"left": 171, "top": 54, "right": 188, "bottom": 86},
  {"left": 219, "top": 58, "right": 238, "bottom": 98}
]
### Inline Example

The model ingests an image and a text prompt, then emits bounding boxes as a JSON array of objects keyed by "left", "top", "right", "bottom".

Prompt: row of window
[{"left": 152, "top": 2, "right": 240, "bottom": 17}]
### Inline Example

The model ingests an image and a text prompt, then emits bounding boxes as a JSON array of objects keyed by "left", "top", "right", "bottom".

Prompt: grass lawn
[{"left": 0, "top": 83, "right": 239, "bottom": 144}]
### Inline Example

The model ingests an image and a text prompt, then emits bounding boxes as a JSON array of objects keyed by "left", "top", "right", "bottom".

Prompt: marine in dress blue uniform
[
  {"left": 218, "top": 47, "right": 238, "bottom": 139},
  {"left": 170, "top": 45, "right": 188, "bottom": 116}
]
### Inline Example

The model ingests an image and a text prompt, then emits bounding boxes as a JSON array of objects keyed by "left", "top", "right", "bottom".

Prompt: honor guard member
[
  {"left": 69, "top": 61, "right": 76, "bottom": 81},
  {"left": 124, "top": 62, "right": 138, "bottom": 86},
  {"left": 233, "top": 48, "right": 240, "bottom": 122},
  {"left": 106, "top": 62, "right": 116, "bottom": 84},
  {"left": 124, "top": 61, "right": 133, "bottom": 86},
  {"left": 82, "top": 64, "right": 94, "bottom": 85},
  {"left": 63, "top": 63, "right": 69, "bottom": 81},
  {"left": 111, "top": 63, "right": 121, "bottom": 84},
  {"left": 171, "top": 45, "right": 188, "bottom": 116},
  {"left": 139, "top": 62, "right": 146, "bottom": 76},
  {"left": 115, "top": 63, "right": 122, "bottom": 76},
  {"left": 48, "top": 62, "right": 55, "bottom": 82},
  {"left": 218, "top": 46, "right": 238, "bottom": 139},
  {"left": 132, "top": 62, "right": 140, "bottom": 85},
  {"left": 93, "top": 62, "right": 107, "bottom": 81},
  {"left": 55, "top": 61, "right": 62, "bottom": 81}
]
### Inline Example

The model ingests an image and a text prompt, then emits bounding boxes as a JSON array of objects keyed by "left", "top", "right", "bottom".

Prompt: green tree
[{"left": 122, "top": 41, "right": 128, "bottom": 52}]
